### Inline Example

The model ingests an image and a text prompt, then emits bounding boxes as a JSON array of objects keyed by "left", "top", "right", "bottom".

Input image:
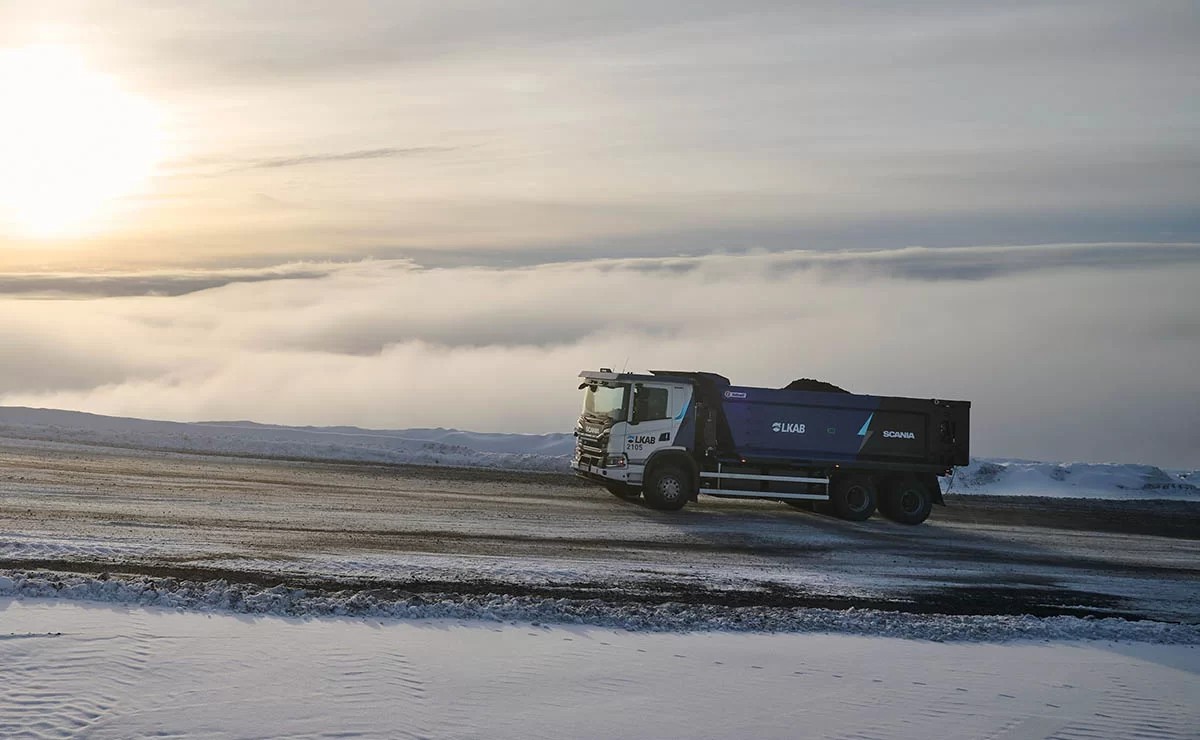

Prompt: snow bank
[
  {"left": 944, "top": 458, "right": 1199, "bottom": 501},
  {"left": 2, "top": 570, "right": 1197, "bottom": 644}
]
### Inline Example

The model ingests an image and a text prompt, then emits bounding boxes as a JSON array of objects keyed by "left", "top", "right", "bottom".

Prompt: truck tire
[
  {"left": 831, "top": 475, "right": 877, "bottom": 521},
  {"left": 605, "top": 482, "right": 641, "bottom": 500},
  {"left": 643, "top": 463, "right": 691, "bottom": 511},
  {"left": 882, "top": 477, "right": 933, "bottom": 525}
]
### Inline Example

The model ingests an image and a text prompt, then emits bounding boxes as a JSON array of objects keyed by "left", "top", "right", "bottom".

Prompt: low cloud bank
[
  {"left": 4, "top": 243, "right": 1197, "bottom": 297},
  {"left": 1, "top": 244, "right": 1197, "bottom": 467},
  {"left": 0, "top": 262, "right": 341, "bottom": 297}
]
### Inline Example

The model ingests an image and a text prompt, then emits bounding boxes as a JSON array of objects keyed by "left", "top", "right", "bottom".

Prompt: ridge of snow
[{"left": 2, "top": 570, "right": 1197, "bottom": 644}]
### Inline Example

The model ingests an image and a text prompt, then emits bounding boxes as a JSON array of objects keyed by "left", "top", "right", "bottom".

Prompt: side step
[
  {"left": 699, "top": 488, "right": 828, "bottom": 500},
  {"left": 698, "top": 470, "right": 830, "bottom": 501},
  {"left": 700, "top": 472, "right": 828, "bottom": 484}
]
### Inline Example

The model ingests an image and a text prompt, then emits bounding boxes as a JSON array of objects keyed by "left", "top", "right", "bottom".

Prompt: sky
[{"left": 0, "top": 1, "right": 1197, "bottom": 467}]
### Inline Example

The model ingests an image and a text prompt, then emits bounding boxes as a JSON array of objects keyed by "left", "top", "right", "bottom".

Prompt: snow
[
  {"left": 1, "top": 406, "right": 1196, "bottom": 499},
  {"left": 945, "top": 458, "right": 1200, "bottom": 501},
  {"left": 2, "top": 570, "right": 1198, "bottom": 644},
  {"left": 2, "top": 598, "right": 1197, "bottom": 739},
  {"left": 0, "top": 406, "right": 572, "bottom": 471},
  {"left": 3, "top": 409, "right": 1198, "bottom": 736}
]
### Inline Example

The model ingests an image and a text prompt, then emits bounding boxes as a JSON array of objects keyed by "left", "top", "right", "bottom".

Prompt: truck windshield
[{"left": 582, "top": 384, "right": 629, "bottom": 422}]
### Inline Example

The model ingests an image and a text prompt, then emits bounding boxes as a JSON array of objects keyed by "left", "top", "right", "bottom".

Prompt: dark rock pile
[{"left": 782, "top": 378, "right": 849, "bottom": 393}]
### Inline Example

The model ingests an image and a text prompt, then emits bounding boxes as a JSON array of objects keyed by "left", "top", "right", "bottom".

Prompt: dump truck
[{"left": 572, "top": 369, "right": 970, "bottom": 524}]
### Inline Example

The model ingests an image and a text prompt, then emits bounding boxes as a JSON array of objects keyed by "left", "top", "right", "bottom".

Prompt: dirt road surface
[{"left": 2, "top": 438, "right": 1197, "bottom": 623}]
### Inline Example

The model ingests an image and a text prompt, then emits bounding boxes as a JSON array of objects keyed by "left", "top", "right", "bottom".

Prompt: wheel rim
[
  {"left": 899, "top": 489, "right": 922, "bottom": 514},
  {"left": 658, "top": 475, "right": 683, "bottom": 502},
  {"left": 845, "top": 485, "right": 869, "bottom": 512}
]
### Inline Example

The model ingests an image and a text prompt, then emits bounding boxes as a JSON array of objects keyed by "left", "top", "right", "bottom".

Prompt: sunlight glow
[{"left": 0, "top": 45, "right": 165, "bottom": 237}]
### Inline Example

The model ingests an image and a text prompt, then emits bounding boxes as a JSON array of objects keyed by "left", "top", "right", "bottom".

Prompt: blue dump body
[{"left": 706, "top": 383, "right": 970, "bottom": 471}]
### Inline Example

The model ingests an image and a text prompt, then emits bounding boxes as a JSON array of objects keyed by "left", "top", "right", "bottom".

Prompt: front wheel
[
  {"left": 882, "top": 477, "right": 933, "bottom": 525},
  {"left": 831, "top": 475, "right": 877, "bottom": 521},
  {"left": 643, "top": 464, "right": 691, "bottom": 511}
]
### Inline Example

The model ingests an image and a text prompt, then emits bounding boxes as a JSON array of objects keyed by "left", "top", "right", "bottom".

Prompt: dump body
[{"left": 711, "top": 385, "right": 969, "bottom": 471}]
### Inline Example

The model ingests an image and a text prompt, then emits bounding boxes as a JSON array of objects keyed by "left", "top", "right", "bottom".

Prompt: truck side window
[{"left": 632, "top": 386, "right": 670, "bottom": 423}]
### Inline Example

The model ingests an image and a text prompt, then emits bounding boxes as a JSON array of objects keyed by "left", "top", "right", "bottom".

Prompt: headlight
[{"left": 605, "top": 454, "right": 627, "bottom": 468}]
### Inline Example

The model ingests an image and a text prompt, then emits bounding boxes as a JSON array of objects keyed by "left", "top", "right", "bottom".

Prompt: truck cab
[{"left": 573, "top": 370, "right": 694, "bottom": 494}]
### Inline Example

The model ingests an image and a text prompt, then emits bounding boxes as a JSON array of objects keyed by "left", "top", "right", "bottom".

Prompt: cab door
[{"left": 623, "top": 383, "right": 678, "bottom": 466}]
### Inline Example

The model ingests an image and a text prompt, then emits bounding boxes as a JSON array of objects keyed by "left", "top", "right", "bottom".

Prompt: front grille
[{"left": 576, "top": 434, "right": 607, "bottom": 466}]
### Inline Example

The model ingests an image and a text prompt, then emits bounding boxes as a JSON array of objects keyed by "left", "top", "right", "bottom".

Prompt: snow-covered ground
[
  {"left": 3, "top": 599, "right": 1197, "bottom": 740},
  {"left": 2, "top": 414, "right": 1198, "bottom": 737},
  {"left": 947, "top": 458, "right": 1200, "bottom": 501},
  {"left": 1, "top": 406, "right": 1196, "bottom": 499},
  {"left": 0, "top": 407, "right": 573, "bottom": 472}
]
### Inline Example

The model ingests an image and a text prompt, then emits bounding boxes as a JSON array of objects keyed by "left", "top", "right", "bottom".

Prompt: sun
[{"left": 0, "top": 45, "right": 165, "bottom": 238}]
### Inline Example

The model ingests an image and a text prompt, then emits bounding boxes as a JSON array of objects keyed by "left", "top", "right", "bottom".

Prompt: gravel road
[{"left": 2, "top": 437, "right": 1197, "bottom": 623}]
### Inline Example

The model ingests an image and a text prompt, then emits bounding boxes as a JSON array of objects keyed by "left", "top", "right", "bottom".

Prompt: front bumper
[{"left": 572, "top": 460, "right": 632, "bottom": 483}]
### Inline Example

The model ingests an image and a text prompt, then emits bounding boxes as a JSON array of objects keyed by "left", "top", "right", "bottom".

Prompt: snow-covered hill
[
  {"left": 946, "top": 458, "right": 1198, "bottom": 501},
  {"left": 0, "top": 407, "right": 573, "bottom": 472},
  {"left": 0, "top": 407, "right": 1195, "bottom": 499}
]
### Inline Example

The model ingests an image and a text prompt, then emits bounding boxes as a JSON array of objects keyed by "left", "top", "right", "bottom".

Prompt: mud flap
[{"left": 920, "top": 473, "right": 946, "bottom": 506}]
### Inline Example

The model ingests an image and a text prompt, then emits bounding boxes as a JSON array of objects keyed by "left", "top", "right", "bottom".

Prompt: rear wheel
[
  {"left": 643, "top": 464, "right": 691, "bottom": 511},
  {"left": 831, "top": 475, "right": 877, "bottom": 521},
  {"left": 882, "top": 477, "right": 933, "bottom": 525},
  {"left": 604, "top": 482, "right": 641, "bottom": 500}
]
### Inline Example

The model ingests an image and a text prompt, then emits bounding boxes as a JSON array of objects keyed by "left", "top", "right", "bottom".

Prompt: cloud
[
  {"left": 0, "top": 263, "right": 344, "bottom": 298},
  {"left": 1, "top": 244, "right": 1197, "bottom": 468},
  {"left": 49, "top": 2, "right": 802, "bottom": 87},
  {"left": 7, "top": 243, "right": 1196, "bottom": 299},
  {"left": 242, "top": 147, "right": 453, "bottom": 170},
  {"left": 761, "top": 242, "right": 1200, "bottom": 281},
  {"left": 4, "top": 1, "right": 1196, "bottom": 264}
]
